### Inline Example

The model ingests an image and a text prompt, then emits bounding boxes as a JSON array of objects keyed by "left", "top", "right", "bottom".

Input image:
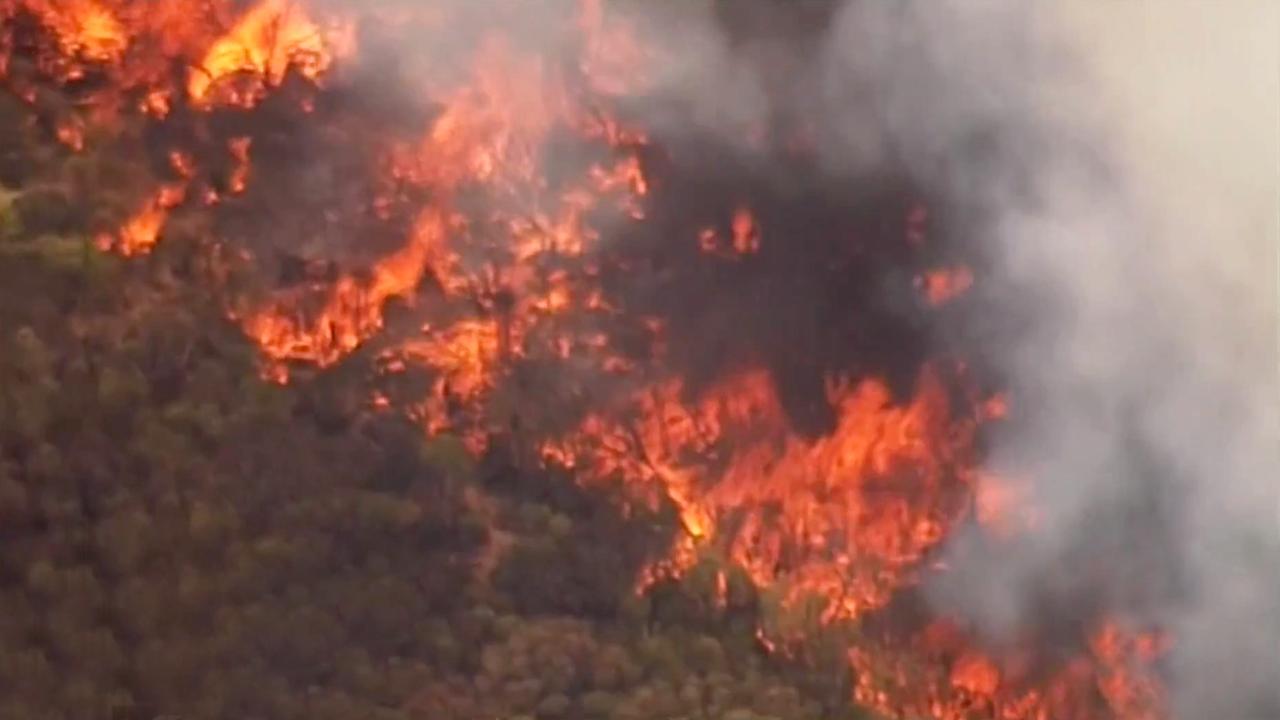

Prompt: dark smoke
[
  {"left": 794, "top": 3, "right": 1276, "bottom": 719},
  {"left": 590, "top": 2, "right": 1280, "bottom": 718}
]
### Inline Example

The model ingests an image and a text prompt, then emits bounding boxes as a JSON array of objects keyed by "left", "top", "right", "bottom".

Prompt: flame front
[
  {"left": 545, "top": 364, "right": 980, "bottom": 621},
  {"left": 187, "top": 0, "right": 350, "bottom": 107}
]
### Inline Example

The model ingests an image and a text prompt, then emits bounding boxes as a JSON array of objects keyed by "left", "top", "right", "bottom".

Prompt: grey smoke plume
[
  {"left": 795, "top": 3, "right": 1279, "bottom": 718},
  {"left": 996, "top": 6, "right": 1279, "bottom": 718},
  {"left": 638, "top": 1, "right": 1279, "bottom": 716}
]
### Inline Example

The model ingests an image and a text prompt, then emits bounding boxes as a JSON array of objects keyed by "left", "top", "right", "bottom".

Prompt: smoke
[
  {"left": 786, "top": 2, "right": 1278, "bottom": 718},
  {"left": 628, "top": 1, "right": 1278, "bottom": 716},
  {"left": 995, "top": 6, "right": 1280, "bottom": 717}
]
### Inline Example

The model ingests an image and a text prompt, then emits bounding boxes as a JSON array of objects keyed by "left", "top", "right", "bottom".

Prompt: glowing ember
[
  {"left": 55, "top": 119, "right": 84, "bottom": 150},
  {"left": 227, "top": 136, "right": 252, "bottom": 194},
  {"left": 698, "top": 205, "right": 763, "bottom": 257},
  {"left": 99, "top": 184, "right": 185, "bottom": 256},
  {"left": 950, "top": 651, "right": 1001, "bottom": 697},
  {"left": 114, "top": 203, "right": 164, "bottom": 255},
  {"left": 1091, "top": 621, "right": 1170, "bottom": 720},
  {"left": 917, "top": 266, "right": 975, "bottom": 306},
  {"left": 731, "top": 205, "right": 760, "bottom": 254}
]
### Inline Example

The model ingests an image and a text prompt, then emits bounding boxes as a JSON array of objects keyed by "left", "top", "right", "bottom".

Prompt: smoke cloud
[
  {"left": 986, "top": 6, "right": 1279, "bottom": 718},
  {"left": 796, "top": 3, "right": 1279, "bottom": 718},
  {"left": 623, "top": 2, "right": 1279, "bottom": 717}
]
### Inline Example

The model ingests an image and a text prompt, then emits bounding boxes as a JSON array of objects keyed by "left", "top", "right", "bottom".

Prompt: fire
[
  {"left": 1091, "top": 621, "right": 1169, "bottom": 720},
  {"left": 21, "top": 0, "right": 127, "bottom": 62},
  {"left": 974, "top": 472, "right": 1039, "bottom": 538},
  {"left": 697, "top": 205, "right": 763, "bottom": 257},
  {"left": 55, "top": 118, "right": 83, "bottom": 149},
  {"left": 237, "top": 208, "right": 455, "bottom": 370},
  {"left": 546, "top": 363, "right": 987, "bottom": 623},
  {"left": 731, "top": 205, "right": 761, "bottom": 254},
  {"left": 187, "top": 0, "right": 350, "bottom": 107},
  {"left": 918, "top": 266, "right": 975, "bottom": 306},
  {"left": 226, "top": 23, "right": 652, "bottom": 381},
  {"left": 692, "top": 367, "right": 969, "bottom": 618},
  {"left": 951, "top": 651, "right": 1001, "bottom": 697},
  {"left": 576, "top": 0, "right": 655, "bottom": 97},
  {"left": 386, "top": 319, "right": 504, "bottom": 445},
  {"left": 98, "top": 183, "right": 185, "bottom": 256},
  {"left": 0, "top": 2, "right": 1172, "bottom": 719},
  {"left": 114, "top": 201, "right": 164, "bottom": 255},
  {"left": 227, "top": 136, "right": 251, "bottom": 194},
  {"left": 845, "top": 616, "right": 1171, "bottom": 720}
]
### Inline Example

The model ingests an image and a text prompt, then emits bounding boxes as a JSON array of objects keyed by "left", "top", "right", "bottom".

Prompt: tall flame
[
  {"left": 187, "top": 0, "right": 350, "bottom": 107},
  {"left": 545, "top": 363, "right": 985, "bottom": 622}
]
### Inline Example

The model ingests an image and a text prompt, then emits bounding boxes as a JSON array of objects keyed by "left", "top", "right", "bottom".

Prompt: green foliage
[
  {"left": 421, "top": 433, "right": 476, "bottom": 482},
  {"left": 408, "top": 616, "right": 836, "bottom": 720},
  {"left": 9, "top": 187, "right": 81, "bottom": 236},
  {"left": 0, "top": 140, "right": 886, "bottom": 720},
  {"left": 0, "top": 193, "right": 21, "bottom": 240},
  {"left": 0, "top": 249, "right": 489, "bottom": 719}
]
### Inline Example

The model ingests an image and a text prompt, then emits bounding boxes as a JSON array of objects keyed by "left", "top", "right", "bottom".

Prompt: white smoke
[
  {"left": 808, "top": 2, "right": 1280, "bottom": 717},
  {"left": 599, "top": 4, "right": 1278, "bottom": 715},
  {"left": 1065, "top": 0, "right": 1278, "bottom": 708},
  {"left": 1041, "top": 6, "right": 1280, "bottom": 717}
]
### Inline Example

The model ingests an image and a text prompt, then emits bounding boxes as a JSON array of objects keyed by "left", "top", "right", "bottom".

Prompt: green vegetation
[
  {"left": 0, "top": 223, "right": 875, "bottom": 720},
  {"left": 0, "top": 248, "right": 480, "bottom": 719},
  {"left": 0, "top": 90, "right": 879, "bottom": 720}
]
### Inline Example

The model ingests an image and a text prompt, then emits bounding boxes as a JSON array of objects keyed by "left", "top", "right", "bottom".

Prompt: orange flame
[
  {"left": 543, "top": 363, "right": 995, "bottom": 624},
  {"left": 115, "top": 203, "right": 164, "bottom": 255},
  {"left": 101, "top": 183, "right": 185, "bottom": 256},
  {"left": 1091, "top": 621, "right": 1170, "bottom": 720},
  {"left": 238, "top": 208, "right": 453, "bottom": 371},
  {"left": 918, "top": 266, "right": 975, "bottom": 306},
  {"left": 22, "top": 0, "right": 128, "bottom": 62},
  {"left": 227, "top": 136, "right": 252, "bottom": 194},
  {"left": 731, "top": 205, "right": 761, "bottom": 255},
  {"left": 974, "top": 473, "right": 1040, "bottom": 538},
  {"left": 187, "top": 0, "right": 351, "bottom": 107}
]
